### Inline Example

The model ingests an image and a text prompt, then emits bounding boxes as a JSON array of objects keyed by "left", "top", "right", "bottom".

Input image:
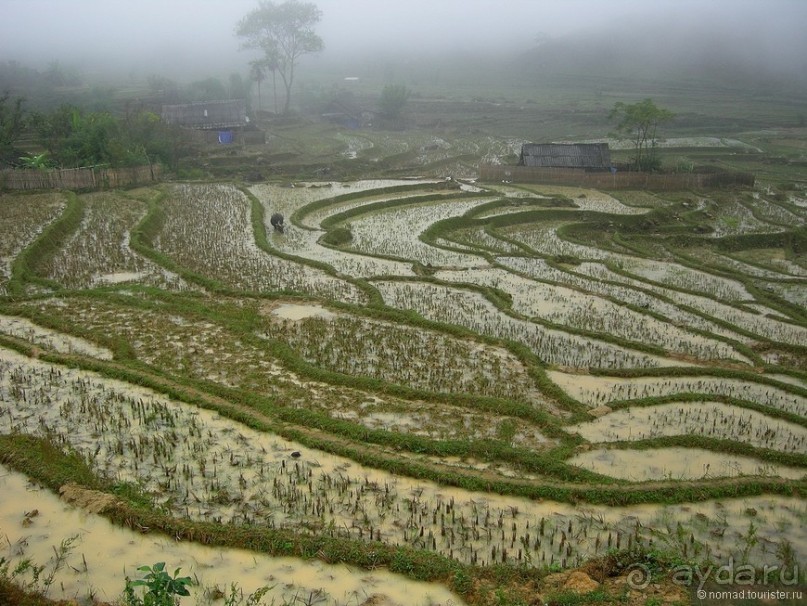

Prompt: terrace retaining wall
[
  {"left": 0, "top": 164, "right": 162, "bottom": 191},
  {"left": 478, "top": 165, "right": 755, "bottom": 190}
]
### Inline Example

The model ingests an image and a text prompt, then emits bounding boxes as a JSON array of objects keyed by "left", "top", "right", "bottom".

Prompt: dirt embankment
[{"left": 59, "top": 483, "right": 121, "bottom": 514}]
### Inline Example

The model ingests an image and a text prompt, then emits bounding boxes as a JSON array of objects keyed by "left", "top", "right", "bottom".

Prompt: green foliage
[
  {"left": 29, "top": 104, "right": 183, "bottom": 168},
  {"left": 609, "top": 98, "right": 674, "bottom": 171},
  {"left": 0, "top": 433, "right": 103, "bottom": 494},
  {"left": 322, "top": 225, "right": 353, "bottom": 246},
  {"left": 0, "top": 534, "right": 78, "bottom": 600},
  {"left": 186, "top": 77, "right": 228, "bottom": 102},
  {"left": 219, "top": 583, "right": 272, "bottom": 605},
  {"left": 18, "top": 152, "right": 52, "bottom": 169},
  {"left": 34, "top": 106, "right": 119, "bottom": 167},
  {"left": 495, "top": 418, "right": 518, "bottom": 444},
  {"left": 124, "top": 562, "right": 192, "bottom": 606},
  {"left": 379, "top": 84, "right": 411, "bottom": 119},
  {"left": 492, "top": 587, "right": 529, "bottom": 605},
  {"left": 43, "top": 60, "right": 82, "bottom": 87},
  {"left": 0, "top": 93, "right": 25, "bottom": 165},
  {"left": 542, "top": 588, "right": 613, "bottom": 604},
  {"left": 673, "top": 156, "right": 694, "bottom": 173},
  {"left": 8, "top": 191, "right": 83, "bottom": 295}
]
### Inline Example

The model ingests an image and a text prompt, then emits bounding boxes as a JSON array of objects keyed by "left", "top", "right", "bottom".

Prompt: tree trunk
[{"left": 272, "top": 71, "right": 277, "bottom": 114}]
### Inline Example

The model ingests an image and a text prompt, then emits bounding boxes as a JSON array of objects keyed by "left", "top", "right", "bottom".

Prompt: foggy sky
[{"left": 1, "top": 0, "right": 806, "bottom": 80}]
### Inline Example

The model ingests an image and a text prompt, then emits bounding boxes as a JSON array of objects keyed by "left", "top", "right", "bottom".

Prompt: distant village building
[
  {"left": 161, "top": 99, "right": 248, "bottom": 129},
  {"left": 161, "top": 99, "right": 263, "bottom": 144},
  {"left": 518, "top": 143, "right": 611, "bottom": 170},
  {"left": 481, "top": 141, "right": 752, "bottom": 188}
]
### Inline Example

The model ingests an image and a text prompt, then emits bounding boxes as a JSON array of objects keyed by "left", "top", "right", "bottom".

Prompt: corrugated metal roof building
[
  {"left": 518, "top": 143, "right": 611, "bottom": 169},
  {"left": 161, "top": 99, "right": 247, "bottom": 130}
]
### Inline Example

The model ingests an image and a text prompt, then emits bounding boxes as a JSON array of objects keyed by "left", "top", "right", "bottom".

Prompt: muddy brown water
[
  {"left": 0, "top": 464, "right": 465, "bottom": 606},
  {"left": 1, "top": 346, "right": 805, "bottom": 577},
  {"left": 568, "top": 446, "right": 807, "bottom": 481}
]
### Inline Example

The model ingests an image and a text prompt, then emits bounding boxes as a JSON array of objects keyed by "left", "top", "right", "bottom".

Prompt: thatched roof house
[
  {"left": 519, "top": 143, "right": 611, "bottom": 169},
  {"left": 161, "top": 99, "right": 247, "bottom": 130}
]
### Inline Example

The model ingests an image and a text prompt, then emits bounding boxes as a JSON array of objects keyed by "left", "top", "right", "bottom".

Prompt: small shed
[
  {"left": 161, "top": 99, "right": 247, "bottom": 130},
  {"left": 518, "top": 143, "right": 611, "bottom": 170}
]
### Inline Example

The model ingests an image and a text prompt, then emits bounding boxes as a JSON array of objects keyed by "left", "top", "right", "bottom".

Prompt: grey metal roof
[
  {"left": 161, "top": 99, "right": 247, "bottom": 129},
  {"left": 519, "top": 143, "right": 611, "bottom": 169}
]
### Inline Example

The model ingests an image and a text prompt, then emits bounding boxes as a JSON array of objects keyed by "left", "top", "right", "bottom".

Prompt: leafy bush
[
  {"left": 379, "top": 84, "right": 411, "bottom": 119},
  {"left": 323, "top": 225, "right": 353, "bottom": 246},
  {"left": 123, "top": 562, "right": 192, "bottom": 606}
]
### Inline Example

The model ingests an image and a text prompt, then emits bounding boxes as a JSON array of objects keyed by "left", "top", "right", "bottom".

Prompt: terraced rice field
[{"left": 0, "top": 177, "right": 805, "bottom": 605}]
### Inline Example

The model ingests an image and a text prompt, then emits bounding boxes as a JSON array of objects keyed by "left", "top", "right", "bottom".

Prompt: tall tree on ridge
[
  {"left": 237, "top": 1, "right": 323, "bottom": 114},
  {"left": 609, "top": 98, "right": 674, "bottom": 171}
]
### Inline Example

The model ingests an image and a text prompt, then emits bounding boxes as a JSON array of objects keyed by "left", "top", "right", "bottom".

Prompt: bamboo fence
[
  {"left": 0, "top": 164, "right": 162, "bottom": 191},
  {"left": 478, "top": 165, "right": 755, "bottom": 190}
]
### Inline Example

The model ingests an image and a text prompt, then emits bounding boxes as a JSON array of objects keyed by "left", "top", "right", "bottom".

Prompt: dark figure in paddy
[{"left": 270, "top": 212, "right": 284, "bottom": 234}]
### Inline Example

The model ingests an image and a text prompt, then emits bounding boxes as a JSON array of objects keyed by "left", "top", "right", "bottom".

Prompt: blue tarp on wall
[{"left": 218, "top": 130, "right": 234, "bottom": 144}]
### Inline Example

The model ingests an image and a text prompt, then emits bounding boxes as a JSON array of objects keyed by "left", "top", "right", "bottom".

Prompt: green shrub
[
  {"left": 322, "top": 225, "right": 353, "bottom": 246},
  {"left": 124, "top": 562, "right": 192, "bottom": 606}
]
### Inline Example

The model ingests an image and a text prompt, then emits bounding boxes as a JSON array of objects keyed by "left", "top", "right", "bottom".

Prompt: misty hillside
[{"left": 514, "top": 20, "right": 807, "bottom": 93}]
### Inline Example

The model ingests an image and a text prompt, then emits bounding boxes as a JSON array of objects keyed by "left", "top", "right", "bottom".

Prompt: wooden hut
[
  {"left": 518, "top": 143, "right": 611, "bottom": 170},
  {"left": 160, "top": 99, "right": 260, "bottom": 144},
  {"left": 161, "top": 99, "right": 247, "bottom": 130}
]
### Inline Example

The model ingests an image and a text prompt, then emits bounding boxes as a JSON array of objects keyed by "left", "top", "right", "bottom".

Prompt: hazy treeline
[{"left": 0, "top": 60, "right": 254, "bottom": 111}]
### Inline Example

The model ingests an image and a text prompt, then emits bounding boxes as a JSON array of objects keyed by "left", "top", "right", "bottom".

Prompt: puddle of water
[
  {"left": 270, "top": 302, "right": 336, "bottom": 321},
  {"left": 766, "top": 373, "right": 807, "bottom": 389},
  {"left": 0, "top": 313, "right": 113, "bottom": 360},
  {"left": 566, "top": 401, "right": 807, "bottom": 453},
  {"left": 0, "top": 192, "right": 66, "bottom": 288},
  {"left": 94, "top": 271, "right": 147, "bottom": 284},
  {"left": 489, "top": 184, "right": 648, "bottom": 216},
  {"left": 0, "top": 464, "right": 464, "bottom": 606},
  {"left": 568, "top": 447, "right": 807, "bottom": 482}
]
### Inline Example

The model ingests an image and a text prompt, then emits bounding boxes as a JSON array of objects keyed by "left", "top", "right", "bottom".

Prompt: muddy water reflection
[
  {"left": 1, "top": 346, "right": 805, "bottom": 573},
  {"left": 0, "top": 464, "right": 464, "bottom": 606},
  {"left": 569, "top": 447, "right": 807, "bottom": 481}
]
